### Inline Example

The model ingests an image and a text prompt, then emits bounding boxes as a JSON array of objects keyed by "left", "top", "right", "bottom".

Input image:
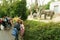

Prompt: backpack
[{"left": 11, "top": 28, "right": 18, "bottom": 36}]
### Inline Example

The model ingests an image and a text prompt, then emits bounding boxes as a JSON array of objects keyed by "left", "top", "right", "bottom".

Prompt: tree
[
  {"left": 35, "top": 0, "right": 38, "bottom": 9},
  {"left": 14, "top": 0, "right": 27, "bottom": 20},
  {"left": 44, "top": 1, "right": 51, "bottom": 9},
  {"left": 0, "top": 0, "right": 27, "bottom": 20}
]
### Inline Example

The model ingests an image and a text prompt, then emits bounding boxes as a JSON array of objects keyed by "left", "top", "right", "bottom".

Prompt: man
[
  {"left": 2, "top": 16, "right": 7, "bottom": 30},
  {"left": 14, "top": 19, "right": 21, "bottom": 40}
]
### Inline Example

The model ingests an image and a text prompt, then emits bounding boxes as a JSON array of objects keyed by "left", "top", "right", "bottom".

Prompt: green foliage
[
  {"left": 30, "top": 4, "right": 37, "bottom": 14},
  {"left": 15, "top": 0, "right": 27, "bottom": 20},
  {"left": 24, "top": 20, "right": 60, "bottom": 40},
  {"left": 0, "top": 0, "right": 27, "bottom": 20},
  {"left": 0, "top": 9, "right": 5, "bottom": 17},
  {"left": 39, "top": 1, "right": 51, "bottom": 10},
  {"left": 44, "top": 2, "right": 51, "bottom": 9},
  {"left": 26, "top": 9, "right": 30, "bottom": 15}
]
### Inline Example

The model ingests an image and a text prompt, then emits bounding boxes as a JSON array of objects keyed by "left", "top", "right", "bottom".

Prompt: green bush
[
  {"left": 24, "top": 20, "right": 60, "bottom": 40},
  {"left": 0, "top": 0, "right": 27, "bottom": 20},
  {"left": 14, "top": 0, "right": 27, "bottom": 20}
]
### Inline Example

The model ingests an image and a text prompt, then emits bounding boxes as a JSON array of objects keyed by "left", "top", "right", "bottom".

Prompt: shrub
[
  {"left": 0, "top": 0, "right": 27, "bottom": 20},
  {"left": 14, "top": 0, "right": 27, "bottom": 20},
  {"left": 24, "top": 20, "right": 60, "bottom": 40}
]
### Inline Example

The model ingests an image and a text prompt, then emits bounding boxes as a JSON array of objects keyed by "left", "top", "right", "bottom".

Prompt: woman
[{"left": 20, "top": 20, "right": 25, "bottom": 40}]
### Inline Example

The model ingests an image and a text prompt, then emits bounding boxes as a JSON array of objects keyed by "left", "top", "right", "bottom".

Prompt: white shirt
[{"left": 20, "top": 24, "right": 24, "bottom": 30}]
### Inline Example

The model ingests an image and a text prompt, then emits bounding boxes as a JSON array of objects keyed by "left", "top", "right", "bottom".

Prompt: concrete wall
[{"left": 50, "top": 1, "right": 60, "bottom": 14}]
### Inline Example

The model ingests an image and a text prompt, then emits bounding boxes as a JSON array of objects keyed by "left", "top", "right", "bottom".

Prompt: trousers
[{"left": 15, "top": 34, "right": 19, "bottom": 40}]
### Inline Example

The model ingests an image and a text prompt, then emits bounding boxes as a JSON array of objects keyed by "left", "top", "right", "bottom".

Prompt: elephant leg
[
  {"left": 50, "top": 12, "right": 54, "bottom": 20},
  {"left": 40, "top": 15, "right": 41, "bottom": 18},
  {"left": 44, "top": 14, "right": 46, "bottom": 19},
  {"left": 50, "top": 15, "right": 53, "bottom": 20},
  {"left": 40, "top": 14, "right": 42, "bottom": 18}
]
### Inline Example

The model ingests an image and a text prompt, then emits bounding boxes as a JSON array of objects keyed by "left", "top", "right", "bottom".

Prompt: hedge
[{"left": 24, "top": 20, "right": 60, "bottom": 40}]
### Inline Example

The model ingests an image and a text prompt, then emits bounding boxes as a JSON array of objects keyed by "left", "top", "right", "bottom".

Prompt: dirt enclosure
[{"left": 27, "top": 14, "right": 60, "bottom": 23}]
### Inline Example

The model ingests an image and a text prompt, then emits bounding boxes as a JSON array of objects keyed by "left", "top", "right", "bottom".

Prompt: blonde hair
[{"left": 17, "top": 19, "right": 21, "bottom": 23}]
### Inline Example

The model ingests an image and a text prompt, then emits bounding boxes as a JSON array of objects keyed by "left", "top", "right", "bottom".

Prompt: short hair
[{"left": 20, "top": 20, "right": 23, "bottom": 24}]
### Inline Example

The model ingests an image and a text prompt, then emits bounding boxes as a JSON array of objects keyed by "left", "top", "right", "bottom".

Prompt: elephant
[{"left": 40, "top": 10, "right": 55, "bottom": 19}]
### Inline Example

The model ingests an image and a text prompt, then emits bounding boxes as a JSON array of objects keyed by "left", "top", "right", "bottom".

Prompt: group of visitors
[
  {"left": 0, "top": 15, "right": 12, "bottom": 30},
  {"left": 12, "top": 19, "right": 25, "bottom": 40},
  {"left": 0, "top": 15, "right": 25, "bottom": 40}
]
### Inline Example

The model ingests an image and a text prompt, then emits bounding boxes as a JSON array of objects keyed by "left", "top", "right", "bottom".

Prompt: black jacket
[{"left": 14, "top": 23, "right": 20, "bottom": 31}]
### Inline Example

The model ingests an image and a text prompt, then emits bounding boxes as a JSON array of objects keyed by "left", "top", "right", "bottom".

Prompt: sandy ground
[{"left": 27, "top": 15, "right": 60, "bottom": 23}]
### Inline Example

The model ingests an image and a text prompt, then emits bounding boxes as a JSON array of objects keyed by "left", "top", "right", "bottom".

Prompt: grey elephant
[{"left": 40, "top": 10, "right": 55, "bottom": 19}]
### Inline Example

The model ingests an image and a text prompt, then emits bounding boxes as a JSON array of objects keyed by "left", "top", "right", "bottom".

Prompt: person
[
  {"left": 14, "top": 19, "right": 21, "bottom": 40},
  {"left": 2, "top": 16, "right": 7, "bottom": 30},
  {"left": 0, "top": 18, "right": 3, "bottom": 30},
  {"left": 6, "top": 16, "right": 12, "bottom": 29},
  {"left": 20, "top": 20, "right": 25, "bottom": 40}
]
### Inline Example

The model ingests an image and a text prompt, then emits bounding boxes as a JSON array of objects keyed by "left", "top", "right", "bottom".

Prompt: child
[{"left": 20, "top": 20, "right": 25, "bottom": 40}]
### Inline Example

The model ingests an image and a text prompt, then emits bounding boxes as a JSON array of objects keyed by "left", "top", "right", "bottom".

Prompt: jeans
[{"left": 15, "top": 34, "right": 19, "bottom": 40}]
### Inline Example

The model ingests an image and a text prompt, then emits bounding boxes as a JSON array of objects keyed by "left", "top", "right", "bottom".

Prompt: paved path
[
  {"left": 0, "top": 29, "right": 14, "bottom": 40},
  {"left": 0, "top": 29, "right": 21, "bottom": 40}
]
